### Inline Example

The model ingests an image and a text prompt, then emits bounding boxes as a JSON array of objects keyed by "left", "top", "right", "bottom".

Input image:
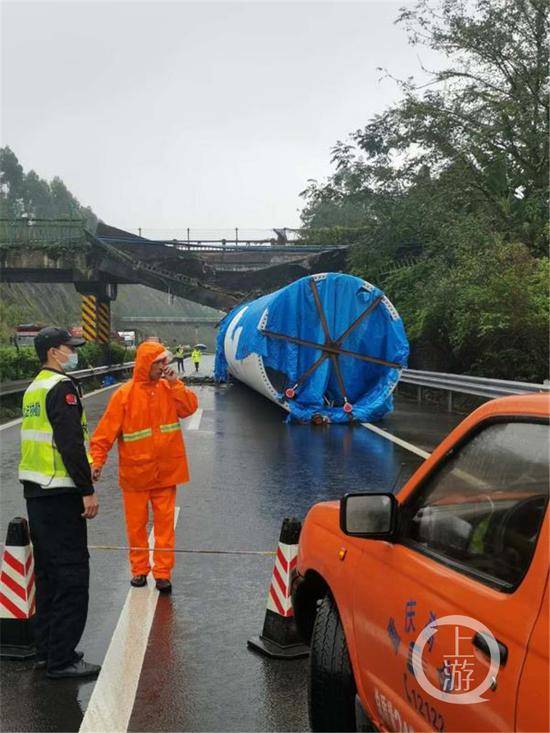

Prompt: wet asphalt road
[{"left": 0, "top": 381, "right": 463, "bottom": 732}]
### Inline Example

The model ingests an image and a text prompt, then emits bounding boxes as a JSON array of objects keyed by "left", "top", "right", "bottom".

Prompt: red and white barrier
[
  {"left": 0, "top": 543, "right": 35, "bottom": 620},
  {"left": 0, "top": 517, "right": 37, "bottom": 659},
  {"left": 248, "top": 517, "right": 309, "bottom": 659},
  {"left": 266, "top": 542, "right": 298, "bottom": 618}
]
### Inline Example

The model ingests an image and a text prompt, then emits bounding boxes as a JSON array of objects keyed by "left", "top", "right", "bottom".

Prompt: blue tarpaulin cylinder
[{"left": 215, "top": 273, "right": 409, "bottom": 423}]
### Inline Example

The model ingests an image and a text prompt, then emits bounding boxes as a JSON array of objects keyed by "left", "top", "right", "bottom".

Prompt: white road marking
[
  {"left": 79, "top": 507, "right": 180, "bottom": 733},
  {"left": 361, "top": 422, "right": 430, "bottom": 459},
  {"left": 0, "top": 382, "right": 120, "bottom": 432},
  {"left": 183, "top": 407, "right": 203, "bottom": 431},
  {"left": 0, "top": 416, "right": 24, "bottom": 432}
]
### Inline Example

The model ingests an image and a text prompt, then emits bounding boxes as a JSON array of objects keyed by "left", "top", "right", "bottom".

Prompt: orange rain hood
[
  {"left": 90, "top": 341, "right": 198, "bottom": 491},
  {"left": 133, "top": 341, "right": 169, "bottom": 383}
]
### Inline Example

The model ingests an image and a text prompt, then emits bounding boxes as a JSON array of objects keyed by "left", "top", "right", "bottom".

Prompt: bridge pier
[{"left": 75, "top": 282, "right": 117, "bottom": 343}]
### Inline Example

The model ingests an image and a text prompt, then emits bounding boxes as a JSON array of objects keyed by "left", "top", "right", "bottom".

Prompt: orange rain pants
[{"left": 122, "top": 486, "right": 176, "bottom": 579}]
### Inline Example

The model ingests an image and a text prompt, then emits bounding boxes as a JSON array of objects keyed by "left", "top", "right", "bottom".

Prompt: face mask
[
  {"left": 65, "top": 352, "right": 79, "bottom": 371},
  {"left": 54, "top": 348, "right": 78, "bottom": 372}
]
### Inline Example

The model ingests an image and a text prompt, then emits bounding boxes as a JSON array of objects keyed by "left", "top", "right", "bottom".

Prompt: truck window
[{"left": 401, "top": 421, "right": 549, "bottom": 589}]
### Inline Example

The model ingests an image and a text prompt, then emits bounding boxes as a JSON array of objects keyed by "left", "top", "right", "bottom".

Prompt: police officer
[
  {"left": 191, "top": 347, "right": 201, "bottom": 373},
  {"left": 18, "top": 327, "right": 101, "bottom": 679},
  {"left": 174, "top": 344, "right": 185, "bottom": 373}
]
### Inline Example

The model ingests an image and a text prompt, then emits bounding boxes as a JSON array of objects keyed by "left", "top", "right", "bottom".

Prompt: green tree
[
  {"left": 0, "top": 147, "right": 25, "bottom": 218},
  {"left": 0, "top": 147, "right": 98, "bottom": 227},
  {"left": 50, "top": 176, "right": 82, "bottom": 218},
  {"left": 0, "top": 300, "right": 26, "bottom": 343},
  {"left": 353, "top": 0, "right": 549, "bottom": 253},
  {"left": 299, "top": 0, "right": 549, "bottom": 380},
  {"left": 25, "top": 170, "right": 53, "bottom": 218}
]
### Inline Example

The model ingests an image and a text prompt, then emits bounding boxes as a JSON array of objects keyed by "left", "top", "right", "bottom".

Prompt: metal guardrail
[
  {"left": 118, "top": 316, "right": 220, "bottom": 324},
  {"left": 0, "top": 362, "right": 135, "bottom": 397},
  {"left": 401, "top": 368, "right": 549, "bottom": 400},
  {"left": 1, "top": 363, "right": 547, "bottom": 402}
]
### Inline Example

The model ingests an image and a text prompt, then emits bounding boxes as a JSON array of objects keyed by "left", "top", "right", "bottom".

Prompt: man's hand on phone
[
  {"left": 82, "top": 493, "right": 99, "bottom": 519},
  {"left": 163, "top": 366, "right": 179, "bottom": 384},
  {"left": 91, "top": 464, "right": 102, "bottom": 482}
]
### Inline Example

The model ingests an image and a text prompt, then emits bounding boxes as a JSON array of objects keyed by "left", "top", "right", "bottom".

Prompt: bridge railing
[
  {"left": 0, "top": 218, "right": 87, "bottom": 245},
  {"left": 97, "top": 235, "right": 335, "bottom": 254}
]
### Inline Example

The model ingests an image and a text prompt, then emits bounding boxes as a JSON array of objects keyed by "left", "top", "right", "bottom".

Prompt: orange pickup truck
[{"left": 292, "top": 394, "right": 549, "bottom": 732}]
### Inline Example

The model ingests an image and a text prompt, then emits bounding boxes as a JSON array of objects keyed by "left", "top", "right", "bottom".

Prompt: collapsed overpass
[{"left": 0, "top": 219, "right": 350, "bottom": 341}]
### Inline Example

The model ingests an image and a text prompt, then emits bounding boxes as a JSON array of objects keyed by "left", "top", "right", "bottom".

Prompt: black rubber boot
[{"left": 130, "top": 575, "right": 147, "bottom": 587}]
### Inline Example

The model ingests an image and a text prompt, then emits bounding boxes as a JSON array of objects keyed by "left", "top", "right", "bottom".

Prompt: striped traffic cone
[
  {"left": 0, "top": 517, "right": 36, "bottom": 659},
  {"left": 247, "top": 517, "right": 309, "bottom": 659}
]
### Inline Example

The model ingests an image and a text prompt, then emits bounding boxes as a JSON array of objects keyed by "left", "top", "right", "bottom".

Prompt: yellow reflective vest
[{"left": 18, "top": 370, "right": 92, "bottom": 489}]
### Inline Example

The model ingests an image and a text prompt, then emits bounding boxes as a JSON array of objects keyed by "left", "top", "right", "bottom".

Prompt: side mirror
[{"left": 340, "top": 492, "right": 397, "bottom": 539}]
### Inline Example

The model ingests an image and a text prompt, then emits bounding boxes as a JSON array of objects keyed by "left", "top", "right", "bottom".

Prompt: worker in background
[
  {"left": 18, "top": 327, "right": 100, "bottom": 679},
  {"left": 174, "top": 344, "right": 185, "bottom": 373},
  {"left": 191, "top": 347, "right": 202, "bottom": 373},
  {"left": 90, "top": 342, "right": 198, "bottom": 592}
]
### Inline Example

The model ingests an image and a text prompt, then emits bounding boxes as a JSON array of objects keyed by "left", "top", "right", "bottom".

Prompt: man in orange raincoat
[{"left": 90, "top": 341, "right": 198, "bottom": 592}]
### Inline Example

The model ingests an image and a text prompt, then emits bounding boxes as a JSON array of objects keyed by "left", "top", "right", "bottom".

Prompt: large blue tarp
[{"left": 215, "top": 273, "right": 409, "bottom": 423}]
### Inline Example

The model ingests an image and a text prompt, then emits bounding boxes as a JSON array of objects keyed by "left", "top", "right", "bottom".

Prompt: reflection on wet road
[{"left": 0, "top": 381, "right": 462, "bottom": 732}]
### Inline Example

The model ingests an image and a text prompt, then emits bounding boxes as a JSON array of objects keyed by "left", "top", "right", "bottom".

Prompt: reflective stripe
[
  {"left": 159, "top": 422, "right": 180, "bottom": 434},
  {"left": 25, "top": 374, "right": 69, "bottom": 393},
  {"left": 18, "top": 469, "right": 77, "bottom": 488},
  {"left": 20, "top": 429, "right": 53, "bottom": 444},
  {"left": 121, "top": 428, "right": 152, "bottom": 442}
]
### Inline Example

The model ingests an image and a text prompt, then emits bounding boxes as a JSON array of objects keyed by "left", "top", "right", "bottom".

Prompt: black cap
[{"left": 34, "top": 327, "right": 86, "bottom": 355}]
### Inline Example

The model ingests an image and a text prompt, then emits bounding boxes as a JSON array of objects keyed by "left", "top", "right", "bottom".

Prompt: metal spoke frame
[{"left": 263, "top": 281, "right": 400, "bottom": 412}]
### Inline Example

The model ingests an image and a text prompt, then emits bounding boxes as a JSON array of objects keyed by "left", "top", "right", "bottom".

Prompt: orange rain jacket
[{"left": 90, "top": 341, "right": 198, "bottom": 491}]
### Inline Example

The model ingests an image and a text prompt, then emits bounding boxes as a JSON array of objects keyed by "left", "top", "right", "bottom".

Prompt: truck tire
[{"left": 309, "top": 594, "right": 357, "bottom": 732}]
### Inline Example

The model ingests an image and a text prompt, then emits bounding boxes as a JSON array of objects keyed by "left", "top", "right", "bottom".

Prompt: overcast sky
[{"left": 2, "top": 1, "right": 441, "bottom": 237}]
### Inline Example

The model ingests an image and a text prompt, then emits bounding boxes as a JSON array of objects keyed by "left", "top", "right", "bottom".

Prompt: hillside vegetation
[
  {"left": 0, "top": 282, "right": 221, "bottom": 350},
  {"left": 0, "top": 148, "right": 222, "bottom": 349},
  {"left": 299, "top": 0, "right": 549, "bottom": 382}
]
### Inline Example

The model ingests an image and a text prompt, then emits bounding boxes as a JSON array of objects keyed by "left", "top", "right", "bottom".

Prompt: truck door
[
  {"left": 515, "top": 576, "right": 549, "bottom": 732},
  {"left": 352, "top": 419, "right": 549, "bottom": 732}
]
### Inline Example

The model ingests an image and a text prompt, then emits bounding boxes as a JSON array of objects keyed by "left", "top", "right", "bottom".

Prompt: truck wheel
[{"left": 309, "top": 594, "right": 357, "bottom": 732}]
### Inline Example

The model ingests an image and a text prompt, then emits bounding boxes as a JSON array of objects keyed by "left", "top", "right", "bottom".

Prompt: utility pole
[
  {"left": 235, "top": 227, "right": 239, "bottom": 245},
  {"left": 138, "top": 227, "right": 142, "bottom": 237}
]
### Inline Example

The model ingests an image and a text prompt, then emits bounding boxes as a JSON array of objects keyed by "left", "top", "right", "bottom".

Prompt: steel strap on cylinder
[{"left": 263, "top": 281, "right": 399, "bottom": 410}]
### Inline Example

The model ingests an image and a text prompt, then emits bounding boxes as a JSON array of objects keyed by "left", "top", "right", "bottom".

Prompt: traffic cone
[
  {"left": 247, "top": 517, "right": 309, "bottom": 659},
  {"left": 0, "top": 517, "right": 36, "bottom": 659}
]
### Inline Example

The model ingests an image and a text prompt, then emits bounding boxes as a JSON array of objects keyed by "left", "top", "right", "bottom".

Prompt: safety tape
[
  {"left": 0, "top": 542, "right": 275, "bottom": 557},
  {"left": 87, "top": 545, "right": 275, "bottom": 556}
]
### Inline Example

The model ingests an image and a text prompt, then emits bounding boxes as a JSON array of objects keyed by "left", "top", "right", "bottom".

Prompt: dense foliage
[
  {"left": 299, "top": 0, "right": 549, "bottom": 381},
  {"left": 0, "top": 148, "right": 99, "bottom": 351},
  {"left": 0, "top": 342, "right": 135, "bottom": 382},
  {"left": 0, "top": 147, "right": 97, "bottom": 226}
]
